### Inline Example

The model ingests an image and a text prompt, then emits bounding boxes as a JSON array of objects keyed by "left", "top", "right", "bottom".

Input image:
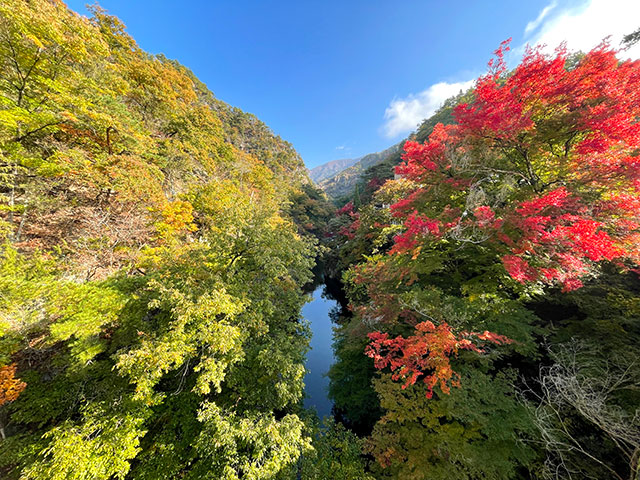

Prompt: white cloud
[
  {"left": 524, "top": 1, "right": 557, "bottom": 35},
  {"left": 382, "top": 80, "right": 474, "bottom": 138},
  {"left": 335, "top": 145, "right": 346, "bottom": 150},
  {"left": 524, "top": 0, "right": 640, "bottom": 59},
  {"left": 381, "top": 1, "right": 640, "bottom": 140}
]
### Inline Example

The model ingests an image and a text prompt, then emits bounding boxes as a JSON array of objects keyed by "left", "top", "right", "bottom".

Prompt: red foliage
[
  {"left": 395, "top": 124, "right": 453, "bottom": 181},
  {"left": 389, "top": 189, "right": 428, "bottom": 218},
  {"left": 473, "top": 205, "right": 495, "bottom": 223},
  {"left": 390, "top": 212, "right": 441, "bottom": 255},
  {"left": 387, "top": 43, "right": 640, "bottom": 289},
  {"left": 504, "top": 188, "right": 625, "bottom": 290},
  {"left": 367, "top": 177, "right": 385, "bottom": 191},
  {"left": 366, "top": 321, "right": 511, "bottom": 398},
  {"left": 337, "top": 201, "right": 355, "bottom": 215},
  {"left": 336, "top": 201, "right": 361, "bottom": 239},
  {"left": 356, "top": 42, "right": 640, "bottom": 402},
  {"left": 338, "top": 217, "right": 361, "bottom": 240}
]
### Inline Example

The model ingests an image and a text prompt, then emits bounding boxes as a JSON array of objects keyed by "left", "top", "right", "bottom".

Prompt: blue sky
[{"left": 66, "top": 1, "right": 639, "bottom": 169}]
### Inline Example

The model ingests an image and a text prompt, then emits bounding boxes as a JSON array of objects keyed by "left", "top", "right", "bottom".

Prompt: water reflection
[{"left": 302, "top": 286, "right": 337, "bottom": 418}]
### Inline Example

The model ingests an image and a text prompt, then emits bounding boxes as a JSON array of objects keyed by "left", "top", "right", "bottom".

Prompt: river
[{"left": 302, "top": 285, "right": 338, "bottom": 418}]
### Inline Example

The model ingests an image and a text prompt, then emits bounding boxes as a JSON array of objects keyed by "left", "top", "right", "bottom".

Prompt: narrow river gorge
[{"left": 302, "top": 285, "right": 338, "bottom": 419}]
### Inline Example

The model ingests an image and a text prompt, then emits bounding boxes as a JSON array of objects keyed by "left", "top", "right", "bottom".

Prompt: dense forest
[
  {"left": 324, "top": 38, "right": 640, "bottom": 480},
  {"left": 1, "top": 1, "right": 639, "bottom": 479}
]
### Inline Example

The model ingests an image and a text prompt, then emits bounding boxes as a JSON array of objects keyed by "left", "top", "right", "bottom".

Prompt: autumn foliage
[
  {"left": 362, "top": 42, "right": 640, "bottom": 398},
  {"left": 0, "top": 364, "right": 26, "bottom": 406},
  {"left": 365, "top": 323, "right": 511, "bottom": 398},
  {"left": 393, "top": 42, "right": 640, "bottom": 290},
  {"left": 0, "top": 1, "right": 323, "bottom": 478}
]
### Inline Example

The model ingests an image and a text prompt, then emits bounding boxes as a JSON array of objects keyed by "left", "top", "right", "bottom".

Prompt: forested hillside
[
  {"left": 0, "top": 1, "right": 338, "bottom": 478},
  {"left": 308, "top": 156, "right": 360, "bottom": 183},
  {"left": 1, "top": 1, "right": 639, "bottom": 480},
  {"left": 317, "top": 143, "right": 402, "bottom": 200},
  {"left": 324, "top": 41, "right": 640, "bottom": 480}
]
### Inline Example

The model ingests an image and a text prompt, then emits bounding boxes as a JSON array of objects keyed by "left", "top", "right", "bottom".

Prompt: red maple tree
[
  {"left": 364, "top": 41, "right": 640, "bottom": 397},
  {"left": 393, "top": 41, "right": 640, "bottom": 290},
  {"left": 366, "top": 323, "right": 511, "bottom": 398}
]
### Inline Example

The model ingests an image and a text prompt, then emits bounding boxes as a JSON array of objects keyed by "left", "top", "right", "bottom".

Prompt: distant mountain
[
  {"left": 308, "top": 156, "right": 361, "bottom": 183},
  {"left": 317, "top": 91, "right": 472, "bottom": 202},
  {"left": 317, "top": 142, "right": 403, "bottom": 199}
]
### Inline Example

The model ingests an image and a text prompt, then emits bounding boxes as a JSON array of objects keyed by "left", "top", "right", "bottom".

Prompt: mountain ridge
[
  {"left": 308, "top": 156, "right": 361, "bottom": 183},
  {"left": 317, "top": 142, "right": 403, "bottom": 199}
]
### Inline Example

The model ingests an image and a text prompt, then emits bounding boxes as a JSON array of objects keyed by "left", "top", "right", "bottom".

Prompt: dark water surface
[{"left": 302, "top": 286, "right": 337, "bottom": 418}]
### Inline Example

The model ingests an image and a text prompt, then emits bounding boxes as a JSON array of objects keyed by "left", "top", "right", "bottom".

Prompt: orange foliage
[
  {"left": 0, "top": 364, "right": 26, "bottom": 406},
  {"left": 366, "top": 322, "right": 511, "bottom": 398}
]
